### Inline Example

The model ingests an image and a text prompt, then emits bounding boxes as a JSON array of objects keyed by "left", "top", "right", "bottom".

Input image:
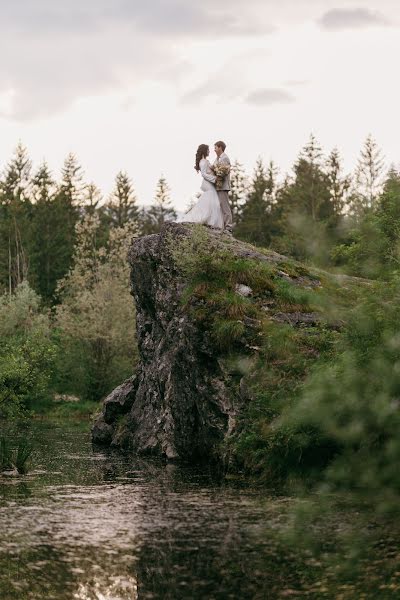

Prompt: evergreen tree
[
  {"left": 235, "top": 158, "right": 276, "bottom": 246},
  {"left": 332, "top": 168, "right": 400, "bottom": 278},
  {"left": 142, "top": 176, "right": 177, "bottom": 234},
  {"left": 0, "top": 143, "right": 33, "bottom": 293},
  {"left": 1, "top": 141, "right": 32, "bottom": 203},
  {"left": 376, "top": 167, "right": 400, "bottom": 260},
  {"left": 48, "top": 153, "right": 85, "bottom": 299},
  {"left": 29, "top": 161, "right": 58, "bottom": 300},
  {"left": 291, "top": 135, "right": 333, "bottom": 221},
  {"left": 106, "top": 171, "right": 139, "bottom": 227},
  {"left": 58, "top": 153, "right": 84, "bottom": 208},
  {"left": 326, "top": 148, "right": 351, "bottom": 217},
  {"left": 83, "top": 182, "right": 110, "bottom": 249},
  {"left": 229, "top": 160, "right": 247, "bottom": 221},
  {"left": 351, "top": 135, "right": 385, "bottom": 215},
  {"left": 31, "top": 160, "right": 55, "bottom": 204},
  {"left": 273, "top": 136, "right": 334, "bottom": 261},
  {"left": 84, "top": 183, "right": 103, "bottom": 216}
]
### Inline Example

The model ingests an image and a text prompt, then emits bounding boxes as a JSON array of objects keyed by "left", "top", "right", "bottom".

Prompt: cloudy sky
[{"left": 0, "top": 0, "right": 398, "bottom": 209}]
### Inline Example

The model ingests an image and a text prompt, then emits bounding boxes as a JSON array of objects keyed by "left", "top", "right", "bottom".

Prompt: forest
[
  {"left": 0, "top": 132, "right": 397, "bottom": 460},
  {"left": 0, "top": 133, "right": 395, "bottom": 414},
  {"left": 2, "top": 135, "right": 400, "bottom": 596}
]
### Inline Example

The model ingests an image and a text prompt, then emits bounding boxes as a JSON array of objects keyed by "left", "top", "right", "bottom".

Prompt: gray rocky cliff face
[
  {"left": 92, "top": 224, "right": 240, "bottom": 460},
  {"left": 91, "top": 222, "right": 334, "bottom": 462}
]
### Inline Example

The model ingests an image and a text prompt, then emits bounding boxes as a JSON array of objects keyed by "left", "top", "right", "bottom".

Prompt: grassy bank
[{"left": 169, "top": 225, "right": 368, "bottom": 481}]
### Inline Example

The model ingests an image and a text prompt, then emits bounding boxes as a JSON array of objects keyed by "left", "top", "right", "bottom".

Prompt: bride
[{"left": 178, "top": 144, "right": 224, "bottom": 230}]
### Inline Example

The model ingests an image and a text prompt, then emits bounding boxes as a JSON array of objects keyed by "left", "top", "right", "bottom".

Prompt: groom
[{"left": 214, "top": 141, "right": 233, "bottom": 233}]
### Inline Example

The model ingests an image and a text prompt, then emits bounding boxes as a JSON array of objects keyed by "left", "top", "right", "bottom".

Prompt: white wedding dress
[{"left": 178, "top": 158, "right": 224, "bottom": 229}]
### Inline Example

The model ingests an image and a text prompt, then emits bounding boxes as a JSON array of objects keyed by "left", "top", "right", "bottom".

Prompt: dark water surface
[
  {"left": 0, "top": 421, "right": 398, "bottom": 599},
  {"left": 0, "top": 420, "right": 312, "bottom": 599}
]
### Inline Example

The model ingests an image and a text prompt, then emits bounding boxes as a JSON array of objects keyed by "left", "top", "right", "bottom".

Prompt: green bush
[
  {"left": 0, "top": 333, "right": 56, "bottom": 418},
  {"left": 260, "top": 276, "right": 400, "bottom": 513},
  {"left": 0, "top": 283, "right": 56, "bottom": 418}
]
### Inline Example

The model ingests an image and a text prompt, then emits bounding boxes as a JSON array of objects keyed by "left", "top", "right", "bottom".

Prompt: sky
[{"left": 0, "top": 0, "right": 398, "bottom": 210}]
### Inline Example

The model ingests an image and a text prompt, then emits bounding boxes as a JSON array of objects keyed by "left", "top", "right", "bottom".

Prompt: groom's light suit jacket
[{"left": 214, "top": 152, "right": 231, "bottom": 191}]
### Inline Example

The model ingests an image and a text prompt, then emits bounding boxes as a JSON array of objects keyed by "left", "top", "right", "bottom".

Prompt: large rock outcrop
[{"left": 91, "top": 222, "right": 355, "bottom": 461}]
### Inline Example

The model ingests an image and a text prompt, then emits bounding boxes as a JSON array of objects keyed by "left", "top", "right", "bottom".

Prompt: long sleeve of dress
[{"left": 200, "top": 159, "right": 216, "bottom": 184}]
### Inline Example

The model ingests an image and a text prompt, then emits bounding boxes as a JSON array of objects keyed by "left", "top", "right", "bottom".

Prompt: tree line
[
  {"left": 231, "top": 134, "right": 395, "bottom": 274},
  {"left": 0, "top": 144, "right": 176, "bottom": 303},
  {"left": 0, "top": 135, "right": 397, "bottom": 308}
]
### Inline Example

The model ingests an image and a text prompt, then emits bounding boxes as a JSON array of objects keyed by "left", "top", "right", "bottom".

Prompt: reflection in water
[
  {"left": 0, "top": 421, "right": 308, "bottom": 599},
  {"left": 74, "top": 574, "right": 138, "bottom": 600},
  {"left": 3, "top": 421, "right": 397, "bottom": 599}
]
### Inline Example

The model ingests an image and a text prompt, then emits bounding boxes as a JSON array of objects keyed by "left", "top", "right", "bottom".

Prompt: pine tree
[
  {"left": 272, "top": 136, "right": 334, "bottom": 261},
  {"left": 48, "top": 153, "right": 85, "bottom": 299},
  {"left": 326, "top": 148, "right": 351, "bottom": 217},
  {"left": 106, "top": 171, "right": 139, "bottom": 227},
  {"left": 142, "top": 176, "right": 177, "bottom": 234},
  {"left": 0, "top": 143, "right": 33, "bottom": 293},
  {"left": 264, "top": 160, "right": 279, "bottom": 211},
  {"left": 58, "top": 153, "right": 84, "bottom": 208},
  {"left": 29, "top": 162, "right": 57, "bottom": 300},
  {"left": 229, "top": 160, "right": 247, "bottom": 221},
  {"left": 376, "top": 167, "right": 400, "bottom": 253},
  {"left": 83, "top": 183, "right": 110, "bottom": 249},
  {"left": 352, "top": 135, "right": 385, "bottom": 214},
  {"left": 84, "top": 183, "right": 102, "bottom": 216},
  {"left": 295, "top": 135, "right": 333, "bottom": 221},
  {"left": 31, "top": 161, "right": 55, "bottom": 204},
  {"left": 1, "top": 141, "right": 32, "bottom": 203},
  {"left": 235, "top": 158, "right": 276, "bottom": 246},
  {"left": 332, "top": 168, "right": 400, "bottom": 278}
]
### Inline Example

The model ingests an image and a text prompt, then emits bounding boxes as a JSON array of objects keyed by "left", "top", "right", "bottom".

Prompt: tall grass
[{"left": 0, "top": 435, "right": 34, "bottom": 474}]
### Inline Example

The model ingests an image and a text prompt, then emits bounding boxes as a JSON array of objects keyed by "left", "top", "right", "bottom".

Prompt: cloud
[
  {"left": 245, "top": 88, "right": 295, "bottom": 106},
  {"left": 318, "top": 8, "right": 389, "bottom": 31},
  {"left": 181, "top": 49, "right": 274, "bottom": 105},
  {"left": 0, "top": 0, "right": 273, "bottom": 121},
  {"left": 0, "top": 0, "right": 271, "bottom": 36}
]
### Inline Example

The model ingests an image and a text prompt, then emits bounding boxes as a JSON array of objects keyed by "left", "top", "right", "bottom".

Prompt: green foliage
[
  {"left": 234, "top": 158, "right": 278, "bottom": 247},
  {"left": 0, "top": 280, "right": 49, "bottom": 337},
  {"left": 0, "top": 333, "right": 57, "bottom": 418},
  {"left": 350, "top": 134, "right": 385, "bottom": 215},
  {"left": 55, "top": 215, "right": 139, "bottom": 400},
  {"left": 141, "top": 175, "right": 177, "bottom": 234},
  {"left": 169, "top": 225, "right": 329, "bottom": 378},
  {"left": 0, "top": 282, "right": 56, "bottom": 418},
  {"left": 0, "top": 434, "right": 34, "bottom": 474},
  {"left": 332, "top": 170, "right": 400, "bottom": 278},
  {"left": 105, "top": 171, "right": 139, "bottom": 228},
  {"left": 240, "top": 275, "right": 400, "bottom": 518},
  {"left": 0, "top": 436, "right": 13, "bottom": 470},
  {"left": 14, "top": 437, "right": 34, "bottom": 474},
  {"left": 228, "top": 160, "right": 247, "bottom": 221},
  {"left": 170, "top": 225, "right": 277, "bottom": 352}
]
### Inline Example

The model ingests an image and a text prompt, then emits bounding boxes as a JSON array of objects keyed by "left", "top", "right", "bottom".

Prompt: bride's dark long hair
[{"left": 195, "top": 144, "right": 209, "bottom": 172}]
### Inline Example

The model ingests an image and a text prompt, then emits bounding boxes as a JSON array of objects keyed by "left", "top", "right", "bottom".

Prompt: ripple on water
[{"left": 0, "top": 421, "right": 308, "bottom": 600}]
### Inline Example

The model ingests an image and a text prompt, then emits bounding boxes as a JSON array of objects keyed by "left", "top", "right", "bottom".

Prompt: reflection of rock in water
[{"left": 0, "top": 422, "right": 314, "bottom": 600}]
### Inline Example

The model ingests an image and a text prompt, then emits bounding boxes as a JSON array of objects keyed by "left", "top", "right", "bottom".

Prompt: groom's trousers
[{"left": 217, "top": 191, "right": 233, "bottom": 230}]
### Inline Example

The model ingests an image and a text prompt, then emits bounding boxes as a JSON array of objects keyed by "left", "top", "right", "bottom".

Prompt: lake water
[{"left": 0, "top": 420, "right": 398, "bottom": 599}]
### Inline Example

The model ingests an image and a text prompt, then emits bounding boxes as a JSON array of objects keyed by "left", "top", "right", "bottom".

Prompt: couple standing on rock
[{"left": 177, "top": 140, "right": 233, "bottom": 234}]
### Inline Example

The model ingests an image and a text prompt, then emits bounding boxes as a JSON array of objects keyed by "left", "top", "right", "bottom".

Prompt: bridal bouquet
[{"left": 212, "top": 163, "right": 230, "bottom": 190}]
